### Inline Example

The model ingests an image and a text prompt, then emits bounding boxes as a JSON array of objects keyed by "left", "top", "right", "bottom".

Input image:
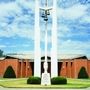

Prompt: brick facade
[
  {"left": 0, "top": 56, "right": 90, "bottom": 78},
  {"left": 58, "top": 58, "right": 90, "bottom": 78}
]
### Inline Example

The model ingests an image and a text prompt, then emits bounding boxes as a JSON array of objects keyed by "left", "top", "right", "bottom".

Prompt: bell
[
  {"left": 47, "top": 10, "right": 50, "bottom": 15},
  {"left": 41, "top": 11, "right": 45, "bottom": 18},
  {"left": 41, "top": 13, "right": 45, "bottom": 18},
  {"left": 44, "top": 17, "right": 48, "bottom": 21}
]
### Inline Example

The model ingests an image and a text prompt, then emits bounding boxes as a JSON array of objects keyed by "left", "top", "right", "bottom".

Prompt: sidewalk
[{"left": 0, "top": 87, "right": 90, "bottom": 90}]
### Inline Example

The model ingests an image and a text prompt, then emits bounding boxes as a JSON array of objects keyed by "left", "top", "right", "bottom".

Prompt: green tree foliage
[
  {"left": 3, "top": 66, "right": 16, "bottom": 78},
  {"left": 0, "top": 49, "right": 3, "bottom": 57},
  {"left": 78, "top": 67, "right": 89, "bottom": 79}
]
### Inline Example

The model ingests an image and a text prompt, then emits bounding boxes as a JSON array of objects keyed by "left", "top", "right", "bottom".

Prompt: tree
[
  {"left": 78, "top": 67, "right": 89, "bottom": 79},
  {"left": 3, "top": 66, "right": 16, "bottom": 78},
  {"left": 0, "top": 49, "right": 3, "bottom": 57}
]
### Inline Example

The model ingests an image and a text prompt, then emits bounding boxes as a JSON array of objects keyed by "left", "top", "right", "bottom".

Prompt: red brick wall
[
  {"left": 58, "top": 60, "right": 75, "bottom": 78},
  {"left": 71, "top": 61, "right": 75, "bottom": 78},
  {"left": 25, "top": 60, "right": 32, "bottom": 77},
  {"left": 87, "top": 60, "right": 90, "bottom": 77},
  {"left": 4, "top": 59, "right": 19, "bottom": 78},
  {"left": 58, "top": 59, "right": 88, "bottom": 78},
  {"left": 17, "top": 61, "right": 21, "bottom": 78},
  {"left": 74, "top": 59, "right": 88, "bottom": 78},
  {"left": 18, "top": 60, "right": 32, "bottom": 78},
  {"left": 66, "top": 60, "right": 71, "bottom": 78},
  {"left": 0, "top": 59, "right": 33, "bottom": 78},
  {"left": 0, "top": 60, "right": 5, "bottom": 77},
  {"left": 0, "top": 58, "right": 90, "bottom": 78},
  {"left": 58, "top": 61, "right": 66, "bottom": 77},
  {"left": 0, "top": 59, "right": 19, "bottom": 78},
  {"left": 64, "top": 60, "right": 75, "bottom": 78}
]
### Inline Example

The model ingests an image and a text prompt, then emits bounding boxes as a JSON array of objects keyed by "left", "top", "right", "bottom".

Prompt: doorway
[{"left": 58, "top": 62, "right": 63, "bottom": 76}]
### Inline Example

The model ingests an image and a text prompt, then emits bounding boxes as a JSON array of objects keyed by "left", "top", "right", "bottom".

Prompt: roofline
[{"left": 2, "top": 53, "right": 88, "bottom": 60}]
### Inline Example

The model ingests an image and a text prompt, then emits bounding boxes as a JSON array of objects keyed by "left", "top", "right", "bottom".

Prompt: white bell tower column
[
  {"left": 51, "top": 0, "right": 58, "bottom": 78},
  {"left": 34, "top": 0, "right": 41, "bottom": 77}
]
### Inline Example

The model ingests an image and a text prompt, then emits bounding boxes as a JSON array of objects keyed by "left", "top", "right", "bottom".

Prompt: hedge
[
  {"left": 27, "top": 76, "right": 41, "bottom": 84},
  {"left": 51, "top": 76, "right": 67, "bottom": 85}
]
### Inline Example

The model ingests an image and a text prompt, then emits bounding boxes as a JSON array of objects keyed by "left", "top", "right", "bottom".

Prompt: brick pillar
[
  {"left": 66, "top": 62, "right": 68, "bottom": 78},
  {"left": 15, "top": 60, "right": 18, "bottom": 78},
  {"left": 21, "top": 61, "right": 23, "bottom": 78},
  {"left": 68, "top": 61, "right": 71, "bottom": 78},
  {"left": 60, "top": 61, "right": 66, "bottom": 77},
  {"left": 74, "top": 60, "right": 77, "bottom": 78},
  {"left": 71, "top": 61, "right": 75, "bottom": 78},
  {"left": 26, "top": 60, "right": 28, "bottom": 77},
  {"left": 63, "top": 61, "right": 66, "bottom": 77},
  {"left": 25, "top": 60, "right": 32, "bottom": 77},
  {"left": 87, "top": 60, "right": 90, "bottom": 77}
]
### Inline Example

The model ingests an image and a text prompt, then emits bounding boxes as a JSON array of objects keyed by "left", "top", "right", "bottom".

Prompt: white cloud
[
  {"left": 0, "top": 1, "right": 88, "bottom": 40},
  {"left": 80, "top": 15, "right": 90, "bottom": 23},
  {"left": 0, "top": 2, "right": 21, "bottom": 17},
  {"left": 0, "top": 29, "right": 14, "bottom": 37},
  {"left": 57, "top": 3, "right": 88, "bottom": 20},
  {"left": 16, "top": 0, "right": 34, "bottom": 11},
  {"left": 10, "top": 23, "right": 34, "bottom": 39},
  {"left": 0, "top": 23, "right": 34, "bottom": 40},
  {"left": 14, "top": 50, "right": 34, "bottom": 54},
  {"left": 58, "top": 40, "right": 90, "bottom": 55},
  {"left": 0, "top": 0, "right": 90, "bottom": 56},
  {"left": 0, "top": 0, "right": 34, "bottom": 39},
  {"left": 57, "top": 24, "right": 70, "bottom": 38}
]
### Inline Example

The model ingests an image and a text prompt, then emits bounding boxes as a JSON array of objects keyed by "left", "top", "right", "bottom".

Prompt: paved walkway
[{"left": 0, "top": 87, "right": 90, "bottom": 90}]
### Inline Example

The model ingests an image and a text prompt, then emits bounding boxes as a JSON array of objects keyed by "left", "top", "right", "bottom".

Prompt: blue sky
[{"left": 0, "top": 0, "right": 90, "bottom": 57}]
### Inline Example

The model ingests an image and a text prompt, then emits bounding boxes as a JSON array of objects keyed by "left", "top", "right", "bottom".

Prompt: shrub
[
  {"left": 78, "top": 67, "right": 89, "bottom": 79},
  {"left": 51, "top": 76, "right": 67, "bottom": 85},
  {"left": 27, "top": 76, "right": 41, "bottom": 84},
  {"left": 3, "top": 66, "right": 16, "bottom": 78}
]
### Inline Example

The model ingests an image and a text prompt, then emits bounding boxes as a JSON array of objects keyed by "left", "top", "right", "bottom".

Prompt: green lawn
[{"left": 0, "top": 78, "right": 90, "bottom": 88}]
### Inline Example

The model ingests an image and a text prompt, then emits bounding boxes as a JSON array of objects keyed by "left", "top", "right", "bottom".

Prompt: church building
[{"left": 0, "top": 54, "right": 90, "bottom": 78}]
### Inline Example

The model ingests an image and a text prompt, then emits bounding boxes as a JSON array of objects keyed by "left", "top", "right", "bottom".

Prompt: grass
[{"left": 0, "top": 78, "right": 90, "bottom": 88}]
